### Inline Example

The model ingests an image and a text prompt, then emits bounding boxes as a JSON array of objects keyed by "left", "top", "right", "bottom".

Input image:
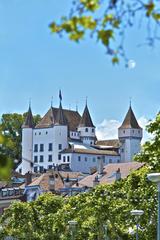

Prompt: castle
[{"left": 17, "top": 92, "right": 143, "bottom": 175}]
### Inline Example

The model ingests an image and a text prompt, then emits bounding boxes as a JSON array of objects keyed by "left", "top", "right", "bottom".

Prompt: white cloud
[{"left": 96, "top": 116, "right": 152, "bottom": 144}]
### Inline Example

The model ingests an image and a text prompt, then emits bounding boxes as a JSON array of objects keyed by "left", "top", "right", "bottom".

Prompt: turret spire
[
  {"left": 22, "top": 104, "right": 34, "bottom": 128},
  {"left": 79, "top": 102, "right": 95, "bottom": 128},
  {"left": 119, "top": 106, "right": 141, "bottom": 129}
]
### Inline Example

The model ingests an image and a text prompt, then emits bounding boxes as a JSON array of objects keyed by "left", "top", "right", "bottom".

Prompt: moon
[{"left": 127, "top": 59, "right": 136, "bottom": 69}]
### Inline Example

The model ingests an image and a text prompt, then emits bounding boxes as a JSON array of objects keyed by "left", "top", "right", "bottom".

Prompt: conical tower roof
[
  {"left": 22, "top": 106, "right": 34, "bottom": 128},
  {"left": 55, "top": 102, "right": 67, "bottom": 125},
  {"left": 79, "top": 104, "right": 95, "bottom": 128},
  {"left": 119, "top": 106, "right": 141, "bottom": 129}
]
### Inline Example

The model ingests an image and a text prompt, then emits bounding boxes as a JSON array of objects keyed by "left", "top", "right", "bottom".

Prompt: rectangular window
[
  {"left": 58, "top": 154, "right": 61, "bottom": 160},
  {"left": 93, "top": 157, "right": 96, "bottom": 162},
  {"left": 48, "top": 165, "right": 52, "bottom": 169},
  {"left": 34, "top": 144, "right": 38, "bottom": 152},
  {"left": 48, "top": 155, "right": 52, "bottom": 162},
  {"left": 39, "top": 166, "right": 44, "bottom": 173},
  {"left": 34, "top": 166, "right": 38, "bottom": 173},
  {"left": 78, "top": 156, "right": 81, "bottom": 161},
  {"left": 85, "top": 157, "right": 87, "bottom": 162},
  {"left": 63, "top": 156, "right": 66, "bottom": 162},
  {"left": 67, "top": 156, "right": 70, "bottom": 162},
  {"left": 85, "top": 128, "right": 88, "bottom": 132},
  {"left": 34, "top": 156, "right": 38, "bottom": 163},
  {"left": 40, "top": 144, "right": 44, "bottom": 152},
  {"left": 48, "top": 143, "right": 52, "bottom": 151},
  {"left": 58, "top": 144, "right": 62, "bottom": 150},
  {"left": 40, "top": 155, "right": 44, "bottom": 162},
  {"left": 109, "top": 159, "right": 112, "bottom": 163}
]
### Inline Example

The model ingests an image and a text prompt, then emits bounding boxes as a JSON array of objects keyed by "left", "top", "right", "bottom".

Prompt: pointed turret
[
  {"left": 78, "top": 101, "right": 96, "bottom": 145},
  {"left": 55, "top": 101, "right": 67, "bottom": 125},
  {"left": 79, "top": 103, "right": 95, "bottom": 128},
  {"left": 118, "top": 105, "right": 143, "bottom": 162},
  {"left": 55, "top": 90, "right": 67, "bottom": 125},
  {"left": 119, "top": 106, "right": 141, "bottom": 129},
  {"left": 22, "top": 105, "right": 34, "bottom": 128}
]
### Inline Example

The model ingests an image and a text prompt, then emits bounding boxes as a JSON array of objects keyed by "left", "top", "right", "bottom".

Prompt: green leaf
[
  {"left": 98, "top": 29, "right": 114, "bottom": 46},
  {"left": 112, "top": 56, "right": 119, "bottom": 64}
]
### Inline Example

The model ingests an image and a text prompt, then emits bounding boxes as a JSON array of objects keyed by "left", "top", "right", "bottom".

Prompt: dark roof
[
  {"left": 35, "top": 107, "right": 81, "bottom": 131},
  {"left": 61, "top": 148, "right": 119, "bottom": 156},
  {"left": 96, "top": 139, "right": 121, "bottom": 148},
  {"left": 22, "top": 106, "right": 34, "bottom": 128},
  {"left": 55, "top": 102, "right": 67, "bottom": 125},
  {"left": 119, "top": 106, "right": 141, "bottom": 129},
  {"left": 78, "top": 104, "right": 95, "bottom": 128}
]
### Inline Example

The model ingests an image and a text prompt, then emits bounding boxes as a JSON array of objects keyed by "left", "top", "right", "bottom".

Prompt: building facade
[{"left": 16, "top": 94, "right": 143, "bottom": 174}]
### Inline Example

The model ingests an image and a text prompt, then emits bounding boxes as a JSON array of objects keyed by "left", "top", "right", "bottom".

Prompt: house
[
  {"left": 20, "top": 170, "right": 86, "bottom": 201},
  {"left": 72, "top": 162, "right": 145, "bottom": 189}
]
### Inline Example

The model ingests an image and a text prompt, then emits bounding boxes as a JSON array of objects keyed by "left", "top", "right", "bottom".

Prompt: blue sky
[{"left": 0, "top": 0, "right": 159, "bottom": 139}]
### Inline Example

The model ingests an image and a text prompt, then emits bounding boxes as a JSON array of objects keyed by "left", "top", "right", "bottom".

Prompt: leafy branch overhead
[{"left": 50, "top": 0, "right": 160, "bottom": 64}]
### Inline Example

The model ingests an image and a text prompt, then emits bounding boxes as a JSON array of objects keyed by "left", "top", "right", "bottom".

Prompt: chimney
[
  {"left": 115, "top": 168, "right": 121, "bottom": 181},
  {"left": 25, "top": 171, "right": 32, "bottom": 186},
  {"left": 64, "top": 174, "right": 71, "bottom": 188},
  {"left": 93, "top": 176, "right": 99, "bottom": 187},
  {"left": 71, "top": 144, "right": 74, "bottom": 151},
  {"left": 97, "top": 156, "right": 104, "bottom": 176},
  {"left": 49, "top": 174, "right": 55, "bottom": 191}
]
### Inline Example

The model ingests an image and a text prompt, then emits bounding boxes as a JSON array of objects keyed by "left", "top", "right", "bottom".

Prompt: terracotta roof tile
[{"left": 75, "top": 162, "right": 145, "bottom": 188}]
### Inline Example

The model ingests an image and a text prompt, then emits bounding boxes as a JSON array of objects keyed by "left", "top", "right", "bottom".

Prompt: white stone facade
[{"left": 16, "top": 102, "right": 143, "bottom": 175}]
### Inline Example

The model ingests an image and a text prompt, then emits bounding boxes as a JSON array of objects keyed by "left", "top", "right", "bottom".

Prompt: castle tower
[
  {"left": 21, "top": 105, "right": 34, "bottom": 174},
  {"left": 78, "top": 102, "right": 96, "bottom": 145},
  {"left": 54, "top": 91, "right": 68, "bottom": 164},
  {"left": 118, "top": 105, "right": 142, "bottom": 162}
]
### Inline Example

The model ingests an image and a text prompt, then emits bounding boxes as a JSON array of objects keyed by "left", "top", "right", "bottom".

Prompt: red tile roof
[{"left": 74, "top": 162, "right": 145, "bottom": 188}]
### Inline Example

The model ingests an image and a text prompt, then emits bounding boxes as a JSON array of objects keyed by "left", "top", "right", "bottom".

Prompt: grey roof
[
  {"left": 61, "top": 148, "right": 119, "bottom": 156},
  {"left": 22, "top": 106, "right": 34, "bottom": 128},
  {"left": 35, "top": 107, "right": 81, "bottom": 131},
  {"left": 119, "top": 106, "right": 141, "bottom": 129},
  {"left": 78, "top": 104, "right": 95, "bottom": 128}
]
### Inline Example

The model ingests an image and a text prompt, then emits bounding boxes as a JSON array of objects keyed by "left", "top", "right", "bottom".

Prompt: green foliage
[
  {"left": 0, "top": 113, "right": 41, "bottom": 161},
  {"left": 0, "top": 134, "right": 12, "bottom": 180},
  {"left": 1, "top": 113, "right": 160, "bottom": 239},
  {"left": 135, "top": 112, "right": 160, "bottom": 170},
  {"left": 0, "top": 112, "right": 41, "bottom": 179},
  {"left": 49, "top": 0, "right": 160, "bottom": 64},
  {"left": 0, "top": 166, "right": 158, "bottom": 239}
]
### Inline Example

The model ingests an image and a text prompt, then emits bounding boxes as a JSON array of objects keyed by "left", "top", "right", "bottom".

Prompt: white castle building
[{"left": 17, "top": 93, "right": 143, "bottom": 175}]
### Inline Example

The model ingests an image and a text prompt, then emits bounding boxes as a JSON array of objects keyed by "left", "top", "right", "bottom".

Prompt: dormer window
[
  {"left": 85, "top": 128, "right": 88, "bottom": 132},
  {"left": 92, "top": 128, "right": 94, "bottom": 133}
]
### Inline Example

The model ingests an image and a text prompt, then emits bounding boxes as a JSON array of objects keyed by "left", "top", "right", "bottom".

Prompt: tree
[
  {"left": 0, "top": 134, "right": 12, "bottom": 180},
  {"left": 1, "top": 113, "right": 160, "bottom": 239},
  {"left": 0, "top": 112, "right": 41, "bottom": 179},
  {"left": 50, "top": 0, "right": 160, "bottom": 65},
  {"left": 135, "top": 112, "right": 160, "bottom": 170},
  {"left": 0, "top": 113, "right": 41, "bottom": 162}
]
